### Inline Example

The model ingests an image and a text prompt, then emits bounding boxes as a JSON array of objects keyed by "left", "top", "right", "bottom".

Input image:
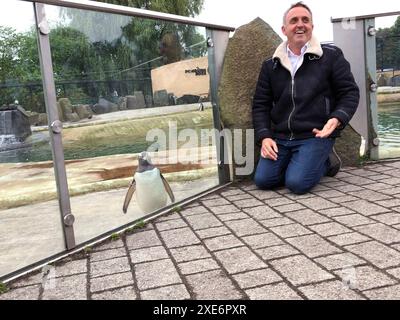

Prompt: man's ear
[{"left": 281, "top": 25, "right": 287, "bottom": 36}]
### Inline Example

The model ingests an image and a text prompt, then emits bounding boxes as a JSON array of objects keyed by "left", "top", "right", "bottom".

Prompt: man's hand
[
  {"left": 261, "top": 138, "right": 278, "bottom": 161},
  {"left": 313, "top": 118, "right": 341, "bottom": 138}
]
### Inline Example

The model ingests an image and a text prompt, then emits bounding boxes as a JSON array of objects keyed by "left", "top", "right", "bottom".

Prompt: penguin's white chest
[{"left": 134, "top": 168, "right": 168, "bottom": 213}]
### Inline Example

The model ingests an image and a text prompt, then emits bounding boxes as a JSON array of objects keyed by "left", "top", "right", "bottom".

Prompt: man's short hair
[{"left": 283, "top": 2, "right": 313, "bottom": 25}]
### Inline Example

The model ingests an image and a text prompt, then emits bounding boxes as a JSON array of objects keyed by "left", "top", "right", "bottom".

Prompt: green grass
[
  {"left": 111, "top": 233, "right": 121, "bottom": 241},
  {"left": 0, "top": 282, "right": 9, "bottom": 294}
]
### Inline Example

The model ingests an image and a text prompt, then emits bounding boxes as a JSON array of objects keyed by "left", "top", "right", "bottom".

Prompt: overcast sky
[
  {"left": 0, "top": 0, "right": 399, "bottom": 42},
  {"left": 198, "top": 0, "right": 400, "bottom": 42}
]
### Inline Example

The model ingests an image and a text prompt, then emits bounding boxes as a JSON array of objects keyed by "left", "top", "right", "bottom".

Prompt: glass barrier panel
[
  {"left": 375, "top": 15, "right": 400, "bottom": 159},
  {"left": 44, "top": 4, "right": 219, "bottom": 244},
  {"left": 0, "top": 0, "right": 65, "bottom": 278}
]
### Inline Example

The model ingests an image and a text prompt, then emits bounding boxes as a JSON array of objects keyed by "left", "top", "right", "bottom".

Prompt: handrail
[
  {"left": 21, "top": 0, "right": 235, "bottom": 31},
  {"left": 331, "top": 11, "right": 400, "bottom": 23}
]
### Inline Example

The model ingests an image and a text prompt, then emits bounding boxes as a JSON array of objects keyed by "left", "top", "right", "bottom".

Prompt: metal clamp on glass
[
  {"left": 63, "top": 214, "right": 75, "bottom": 227},
  {"left": 51, "top": 120, "right": 63, "bottom": 134}
]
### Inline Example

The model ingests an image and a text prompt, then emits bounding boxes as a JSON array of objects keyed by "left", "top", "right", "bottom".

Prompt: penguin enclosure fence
[{"left": 0, "top": 0, "right": 234, "bottom": 281}]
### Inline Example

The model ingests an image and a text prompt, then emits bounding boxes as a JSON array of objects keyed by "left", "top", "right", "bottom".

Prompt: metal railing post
[{"left": 33, "top": 2, "right": 76, "bottom": 249}]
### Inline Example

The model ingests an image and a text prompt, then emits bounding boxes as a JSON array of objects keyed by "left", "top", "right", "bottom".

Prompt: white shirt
[{"left": 287, "top": 43, "right": 308, "bottom": 77}]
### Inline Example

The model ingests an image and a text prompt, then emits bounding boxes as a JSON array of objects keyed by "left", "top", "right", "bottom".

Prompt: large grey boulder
[
  {"left": 218, "top": 18, "right": 282, "bottom": 179},
  {"left": 335, "top": 125, "right": 362, "bottom": 167}
]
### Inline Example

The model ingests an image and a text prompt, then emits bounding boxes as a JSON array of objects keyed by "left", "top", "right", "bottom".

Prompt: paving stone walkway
[{"left": 2, "top": 160, "right": 400, "bottom": 300}]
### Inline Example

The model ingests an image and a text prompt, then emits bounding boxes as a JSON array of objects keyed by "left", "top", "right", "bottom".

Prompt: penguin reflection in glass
[{"left": 123, "top": 152, "right": 175, "bottom": 214}]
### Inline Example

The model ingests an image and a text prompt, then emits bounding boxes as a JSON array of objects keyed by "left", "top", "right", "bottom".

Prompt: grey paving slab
[
  {"left": 245, "top": 282, "right": 303, "bottom": 300},
  {"left": 155, "top": 219, "right": 188, "bottom": 231},
  {"left": 256, "top": 245, "right": 300, "bottom": 261},
  {"left": 90, "top": 256, "right": 131, "bottom": 278},
  {"left": 129, "top": 246, "right": 169, "bottom": 264},
  {"left": 54, "top": 259, "right": 87, "bottom": 278},
  {"left": 186, "top": 270, "right": 243, "bottom": 300},
  {"left": 178, "top": 258, "right": 220, "bottom": 275},
  {"left": 134, "top": 259, "right": 181, "bottom": 291},
  {"left": 318, "top": 207, "right": 356, "bottom": 217},
  {"left": 204, "top": 235, "right": 244, "bottom": 252},
  {"left": 285, "top": 234, "right": 342, "bottom": 258},
  {"left": 0, "top": 285, "right": 40, "bottom": 300},
  {"left": 285, "top": 209, "right": 331, "bottom": 226},
  {"left": 345, "top": 241, "right": 400, "bottom": 269},
  {"left": 342, "top": 200, "right": 391, "bottom": 216},
  {"left": 90, "top": 272, "right": 133, "bottom": 293},
  {"left": 140, "top": 284, "right": 190, "bottom": 300},
  {"left": 170, "top": 245, "right": 211, "bottom": 263},
  {"left": 347, "top": 190, "right": 392, "bottom": 202},
  {"left": 220, "top": 189, "right": 246, "bottom": 197},
  {"left": 243, "top": 206, "right": 282, "bottom": 220},
  {"left": 159, "top": 227, "right": 200, "bottom": 248},
  {"left": 269, "top": 223, "right": 313, "bottom": 238},
  {"left": 224, "top": 219, "right": 266, "bottom": 237},
  {"left": 309, "top": 222, "right": 352, "bottom": 237},
  {"left": 225, "top": 194, "right": 254, "bottom": 202},
  {"left": 364, "top": 284, "right": 400, "bottom": 300},
  {"left": 91, "top": 286, "right": 137, "bottom": 300},
  {"left": 314, "top": 252, "right": 367, "bottom": 270},
  {"left": 299, "top": 281, "right": 364, "bottom": 300},
  {"left": 185, "top": 213, "right": 223, "bottom": 230},
  {"left": 333, "top": 214, "right": 375, "bottom": 227},
  {"left": 233, "top": 198, "right": 264, "bottom": 209},
  {"left": 259, "top": 217, "right": 294, "bottom": 228},
  {"left": 380, "top": 187, "right": 400, "bottom": 195},
  {"left": 42, "top": 274, "right": 87, "bottom": 300},
  {"left": 90, "top": 248, "right": 127, "bottom": 262},
  {"left": 218, "top": 212, "right": 249, "bottom": 222},
  {"left": 327, "top": 232, "right": 371, "bottom": 246},
  {"left": 371, "top": 212, "right": 400, "bottom": 225},
  {"left": 270, "top": 255, "right": 335, "bottom": 286},
  {"left": 208, "top": 205, "right": 241, "bottom": 215},
  {"left": 387, "top": 267, "right": 400, "bottom": 280},
  {"left": 274, "top": 203, "right": 307, "bottom": 213},
  {"left": 232, "top": 269, "right": 282, "bottom": 289},
  {"left": 353, "top": 223, "right": 400, "bottom": 244},
  {"left": 264, "top": 198, "right": 295, "bottom": 207},
  {"left": 125, "top": 230, "right": 162, "bottom": 250},
  {"left": 93, "top": 239, "right": 124, "bottom": 251},
  {"left": 9, "top": 272, "right": 43, "bottom": 289},
  {"left": 334, "top": 266, "right": 397, "bottom": 291},
  {"left": 375, "top": 199, "right": 400, "bottom": 208},
  {"left": 214, "top": 247, "right": 267, "bottom": 274},
  {"left": 329, "top": 196, "right": 360, "bottom": 204},
  {"left": 201, "top": 197, "right": 231, "bottom": 207},
  {"left": 241, "top": 233, "right": 284, "bottom": 249},
  {"left": 312, "top": 190, "right": 347, "bottom": 198},
  {"left": 247, "top": 189, "right": 282, "bottom": 200},
  {"left": 195, "top": 226, "right": 231, "bottom": 239},
  {"left": 180, "top": 205, "right": 209, "bottom": 216},
  {"left": 297, "top": 197, "right": 338, "bottom": 211}
]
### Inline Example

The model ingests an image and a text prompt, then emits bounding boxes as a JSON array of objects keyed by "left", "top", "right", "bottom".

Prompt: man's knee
[
  {"left": 285, "top": 178, "right": 313, "bottom": 195},
  {"left": 254, "top": 171, "right": 280, "bottom": 190}
]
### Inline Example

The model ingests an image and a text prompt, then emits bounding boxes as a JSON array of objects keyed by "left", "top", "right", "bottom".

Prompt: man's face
[{"left": 282, "top": 7, "right": 313, "bottom": 49}]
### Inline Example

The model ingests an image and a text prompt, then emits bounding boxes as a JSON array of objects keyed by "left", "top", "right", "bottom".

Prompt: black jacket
[{"left": 252, "top": 36, "right": 360, "bottom": 143}]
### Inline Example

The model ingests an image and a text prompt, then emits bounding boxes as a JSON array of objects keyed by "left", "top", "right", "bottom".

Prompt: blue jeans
[{"left": 254, "top": 138, "right": 335, "bottom": 194}]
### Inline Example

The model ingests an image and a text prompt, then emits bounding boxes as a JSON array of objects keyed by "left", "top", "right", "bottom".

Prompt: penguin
[{"left": 122, "top": 151, "right": 175, "bottom": 214}]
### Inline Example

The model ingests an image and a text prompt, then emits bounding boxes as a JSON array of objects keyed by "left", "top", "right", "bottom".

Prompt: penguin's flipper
[
  {"left": 122, "top": 179, "right": 136, "bottom": 214},
  {"left": 160, "top": 174, "right": 175, "bottom": 203}
]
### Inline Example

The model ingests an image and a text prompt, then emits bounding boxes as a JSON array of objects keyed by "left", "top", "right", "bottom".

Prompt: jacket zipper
[{"left": 288, "top": 77, "right": 296, "bottom": 140}]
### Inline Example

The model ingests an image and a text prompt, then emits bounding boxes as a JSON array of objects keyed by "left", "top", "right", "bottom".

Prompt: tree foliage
[
  {"left": 0, "top": 0, "right": 207, "bottom": 111},
  {"left": 376, "top": 16, "right": 400, "bottom": 70}
]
